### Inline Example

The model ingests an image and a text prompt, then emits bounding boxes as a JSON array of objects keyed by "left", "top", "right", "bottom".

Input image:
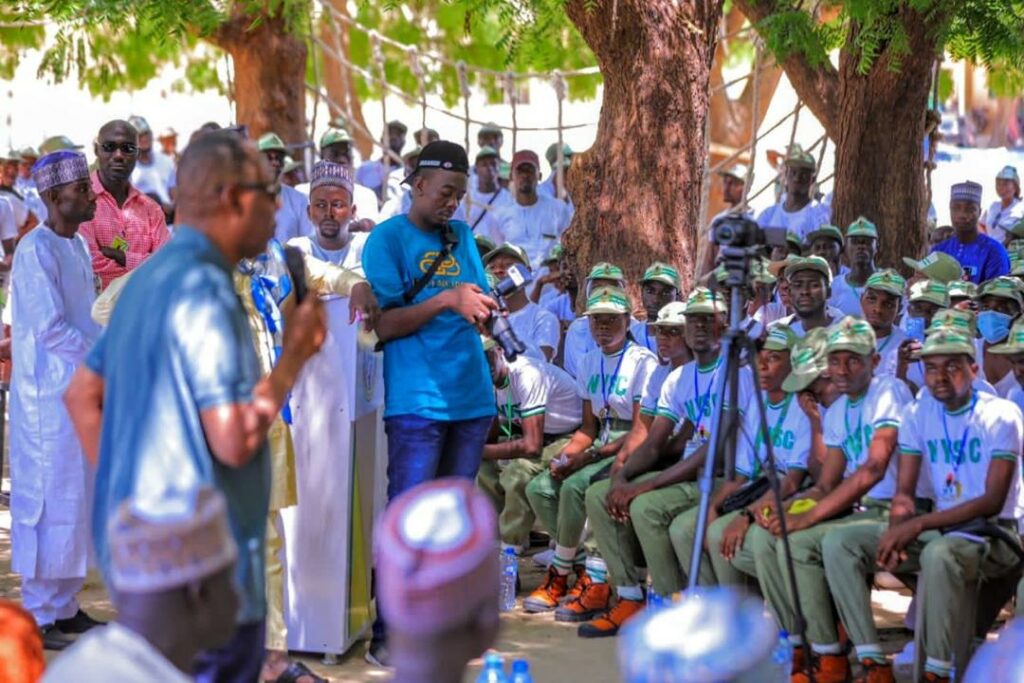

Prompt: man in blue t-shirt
[
  {"left": 362, "top": 140, "right": 498, "bottom": 667},
  {"left": 64, "top": 132, "right": 327, "bottom": 682},
  {"left": 932, "top": 180, "right": 1010, "bottom": 284}
]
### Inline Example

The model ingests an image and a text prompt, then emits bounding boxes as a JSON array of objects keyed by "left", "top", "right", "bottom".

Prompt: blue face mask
[{"left": 978, "top": 310, "right": 1014, "bottom": 344}]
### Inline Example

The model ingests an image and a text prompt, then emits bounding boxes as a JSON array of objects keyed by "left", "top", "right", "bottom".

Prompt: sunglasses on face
[{"left": 99, "top": 141, "right": 139, "bottom": 156}]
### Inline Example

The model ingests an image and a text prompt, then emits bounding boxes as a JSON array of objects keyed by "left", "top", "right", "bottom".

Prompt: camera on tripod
[
  {"left": 486, "top": 263, "right": 531, "bottom": 361},
  {"left": 711, "top": 214, "right": 790, "bottom": 288}
]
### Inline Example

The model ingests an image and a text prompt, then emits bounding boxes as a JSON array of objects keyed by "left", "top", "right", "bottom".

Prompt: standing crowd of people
[{"left": 4, "top": 107, "right": 1024, "bottom": 683}]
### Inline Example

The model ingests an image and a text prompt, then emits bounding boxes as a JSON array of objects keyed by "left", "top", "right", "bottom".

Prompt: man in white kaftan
[{"left": 9, "top": 150, "right": 103, "bottom": 648}]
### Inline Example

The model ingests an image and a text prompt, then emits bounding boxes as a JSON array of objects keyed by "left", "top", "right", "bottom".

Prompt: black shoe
[
  {"left": 55, "top": 610, "right": 106, "bottom": 634},
  {"left": 364, "top": 639, "right": 391, "bottom": 668},
  {"left": 40, "top": 624, "right": 75, "bottom": 651}
]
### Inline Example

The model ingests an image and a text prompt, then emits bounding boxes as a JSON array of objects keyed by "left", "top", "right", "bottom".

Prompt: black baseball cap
[{"left": 402, "top": 140, "right": 470, "bottom": 184}]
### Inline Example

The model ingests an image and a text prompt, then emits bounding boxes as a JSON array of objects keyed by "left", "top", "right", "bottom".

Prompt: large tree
[{"left": 734, "top": 0, "right": 1024, "bottom": 267}]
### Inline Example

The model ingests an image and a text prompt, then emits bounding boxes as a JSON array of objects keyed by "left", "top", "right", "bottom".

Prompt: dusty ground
[{"left": 0, "top": 500, "right": 935, "bottom": 683}]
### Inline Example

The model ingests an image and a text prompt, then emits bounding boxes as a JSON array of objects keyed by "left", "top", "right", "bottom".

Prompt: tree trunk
[
  {"left": 735, "top": 1, "right": 940, "bottom": 269},
  {"left": 563, "top": 0, "right": 724, "bottom": 297},
  {"left": 319, "top": 0, "right": 375, "bottom": 159},
  {"left": 829, "top": 17, "right": 936, "bottom": 267},
  {"left": 213, "top": 3, "right": 307, "bottom": 145}
]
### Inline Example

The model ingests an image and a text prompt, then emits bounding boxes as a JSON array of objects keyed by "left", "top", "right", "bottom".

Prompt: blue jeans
[{"left": 371, "top": 414, "right": 493, "bottom": 647}]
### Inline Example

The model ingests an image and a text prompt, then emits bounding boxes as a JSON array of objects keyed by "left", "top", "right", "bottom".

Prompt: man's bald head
[{"left": 99, "top": 119, "right": 138, "bottom": 140}]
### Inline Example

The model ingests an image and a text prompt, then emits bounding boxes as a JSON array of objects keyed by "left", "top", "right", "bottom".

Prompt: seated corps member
[
  {"left": 859, "top": 269, "right": 907, "bottom": 377},
  {"left": 631, "top": 262, "right": 682, "bottom": 354},
  {"left": 578, "top": 288, "right": 755, "bottom": 637},
  {"left": 562, "top": 263, "right": 627, "bottom": 378},
  {"left": 477, "top": 337, "right": 582, "bottom": 554},
  {"left": 523, "top": 287, "right": 658, "bottom": 615},
  {"left": 974, "top": 276, "right": 1022, "bottom": 395},
  {"left": 759, "top": 317, "right": 913, "bottom": 682},
  {"left": 822, "top": 329, "right": 1022, "bottom": 683},
  {"left": 774, "top": 256, "right": 837, "bottom": 337},
  {"left": 829, "top": 217, "right": 880, "bottom": 318}
]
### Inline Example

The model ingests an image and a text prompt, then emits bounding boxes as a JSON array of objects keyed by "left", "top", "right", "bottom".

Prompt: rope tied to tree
[
  {"left": 457, "top": 61, "right": 471, "bottom": 157},
  {"left": 739, "top": 43, "right": 762, "bottom": 214},
  {"left": 503, "top": 71, "right": 519, "bottom": 153},
  {"left": 408, "top": 46, "right": 428, "bottom": 133}
]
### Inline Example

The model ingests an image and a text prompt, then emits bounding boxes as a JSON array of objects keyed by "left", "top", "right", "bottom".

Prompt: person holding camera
[
  {"left": 361, "top": 140, "right": 497, "bottom": 668},
  {"left": 483, "top": 242, "right": 560, "bottom": 361}
]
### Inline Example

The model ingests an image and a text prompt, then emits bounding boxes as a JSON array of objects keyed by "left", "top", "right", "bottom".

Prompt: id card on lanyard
[
  {"left": 940, "top": 393, "right": 977, "bottom": 503},
  {"left": 599, "top": 343, "right": 630, "bottom": 443},
  {"left": 692, "top": 359, "right": 721, "bottom": 446}
]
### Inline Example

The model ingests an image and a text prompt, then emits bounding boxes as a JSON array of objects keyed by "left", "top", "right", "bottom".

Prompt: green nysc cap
[
  {"left": 474, "top": 234, "right": 497, "bottom": 254},
  {"left": 1011, "top": 252, "right": 1024, "bottom": 277},
  {"left": 902, "top": 252, "right": 963, "bottom": 284},
  {"left": 498, "top": 160, "right": 511, "bottom": 181},
  {"left": 978, "top": 276, "right": 1024, "bottom": 307},
  {"left": 948, "top": 280, "right": 978, "bottom": 300},
  {"left": 988, "top": 319, "right": 1024, "bottom": 356},
  {"left": 826, "top": 316, "right": 877, "bottom": 356},
  {"left": 642, "top": 262, "right": 681, "bottom": 289},
  {"left": 652, "top": 301, "right": 687, "bottom": 327},
  {"left": 257, "top": 132, "right": 287, "bottom": 153},
  {"left": 587, "top": 262, "right": 626, "bottom": 284},
  {"left": 784, "top": 143, "right": 816, "bottom": 170},
  {"left": 908, "top": 279, "right": 950, "bottom": 308},
  {"left": 846, "top": 216, "right": 878, "bottom": 240},
  {"left": 927, "top": 308, "right": 976, "bottom": 337},
  {"left": 40, "top": 135, "right": 83, "bottom": 154},
  {"left": 684, "top": 287, "right": 727, "bottom": 315},
  {"left": 319, "top": 128, "right": 352, "bottom": 149},
  {"left": 784, "top": 255, "right": 833, "bottom": 286},
  {"left": 916, "top": 329, "right": 976, "bottom": 360},
  {"left": 804, "top": 224, "right": 844, "bottom": 248},
  {"left": 476, "top": 145, "right": 500, "bottom": 162},
  {"left": 864, "top": 268, "right": 906, "bottom": 298},
  {"left": 782, "top": 327, "right": 829, "bottom": 393},
  {"left": 545, "top": 143, "right": 573, "bottom": 168},
  {"left": 763, "top": 324, "right": 798, "bottom": 352},
  {"left": 584, "top": 286, "right": 632, "bottom": 316},
  {"left": 483, "top": 242, "right": 530, "bottom": 268},
  {"left": 1007, "top": 219, "right": 1024, "bottom": 240},
  {"left": 542, "top": 243, "right": 564, "bottom": 265},
  {"left": 752, "top": 257, "right": 777, "bottom": 285}
]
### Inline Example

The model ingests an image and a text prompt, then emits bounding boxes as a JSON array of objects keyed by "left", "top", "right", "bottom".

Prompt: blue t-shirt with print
[
  {"left": 87, "top": 227, "right": 270, "bottom": 624},
  {"left": 932, "top": 233, "right": 1010, "bottom": 284},
  {"left": 362, "top": 215, "right": 496, "bottom": 420}
]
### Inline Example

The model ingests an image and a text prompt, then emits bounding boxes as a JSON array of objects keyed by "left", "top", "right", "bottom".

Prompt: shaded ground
[{"left": 0, "top": 502, "right": 933, "bottom": 683}]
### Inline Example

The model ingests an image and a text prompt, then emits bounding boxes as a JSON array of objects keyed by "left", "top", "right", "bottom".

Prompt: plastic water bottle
[
  {"left": 646, "top": 588, "right": 664, "bottom": 611},
  {"left": 772, "top": 631, "right": 793, "bottom": 682},
  {"left": 510, "top": 659, "right": 534, "bottom": 683},
  {"left": 476, "top": 652, "right": 508, "bottom": 683},
  {"left": 500, "top": 547, "right": 518, "bottom": 612}
]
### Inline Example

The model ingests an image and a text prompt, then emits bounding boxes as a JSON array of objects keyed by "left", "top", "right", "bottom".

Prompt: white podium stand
[{"left": 281, "top": 296, "right": 386, "bottom": 656}]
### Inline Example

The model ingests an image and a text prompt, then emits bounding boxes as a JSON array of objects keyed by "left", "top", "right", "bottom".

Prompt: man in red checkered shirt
[{"left": 78, "top": 120, "right": 169, "bottom": 290}]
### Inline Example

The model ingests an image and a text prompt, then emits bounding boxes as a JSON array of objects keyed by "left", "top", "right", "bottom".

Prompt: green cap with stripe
[
  {"left": 584, "top": 286, "right": 631, "bottom": 316},
  {"left": 927, "top": 308, "right": 976, "bottom": 337},
  {"left": 642, "top": 262, "right": 681, "bottom": 289},
  {"left": 652, "top": 301, "right": 686, "bottom": 327},
  {"left": 948, "top": 280, "right": 978, "bottom": 300},
  {"left": 805, "top": 224, "right": 844, "bottom": 248},
  {"left": 474, "top": 234, "right": 496, "bottom": 254},
  {"left": 978, "top": 276, "right": 1023, "bottom": 307},
  {"left": 908, "top": 279, "right": 949, "bottom": 308},
  {"left": 763, "top": 324, "right": 798, "bottom": 352},
  {"left": 902, "top": 252, "right": 963, "bottom": 284},
  {"left": 1008, "top": 218, "right": 1024, "bottom": 240},
  {"left": 782, "top": 327, "right": 829, "bottom": 392},
  {"left": 257, "top": 132, "right": 287, "bottom": 153},
  {"left": 684, "top": 287, "right": 727, "bottom": 315},
  {"left": 916, "top": 329, "right": 976, "bottom": 359},
  {"left": 825, "top": 316, "right": 876, "bottom": 356},
  {"left": 784, "top": 255, "right": 833, "bottom": 286},
  {"left": 483, "top": 242, "right": 530, "bottom": 268},
  {"left": 319, "top": 128, "right": 352, "bottom": 149},
  {"left": 846, "top": 216, "right": 878, "bottom": 240},
  {"left": 784, "top": 143, "right": 816, "bottom": 170},
  {"left": 864, "top": 268, "right": 906, "bottom": 298},
  {"left": 587, "top": 262, "right": 625, "bottom": 283},
  {"left": 989, "top": 319, "right": 1024, "bottom": 355},
  {"left": 542, "top": 243, "right": 564, "bottom": 264}
]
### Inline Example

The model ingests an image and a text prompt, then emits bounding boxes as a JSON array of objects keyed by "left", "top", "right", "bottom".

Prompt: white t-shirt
[
  {"left": 641, "top": 362, "right": 674, "bottom": 416},
  {"left": 575, "top": 342, "right": 659, "bottom": 421},
  {"left": 823, "top": 375, "right": 912, "bottom": 501},
  {"left": 976, "top": 342, "right": 1019, "bottom": 397},
  {"left": 0, "top": 190, "right": 29, "bottom": 231},
  {"left": 631, "top": 319, "right": 659, "bottom": 355},
  {"left": 656, "top": 359, "right": 755, "bottom": 457},
  {"left": 541, "top": 289, "right": 574, "bottom": 322},
  {"left": 756, "top": 200, "right": 831, "bottom": 242},
  {"left": 0, "top": 196, "right": 16, "bottom": 243},
  {"left": 744, "top": 301, "right": 790, "bottom": 339},
  {"left": 497, "top": 354, "right": 582, "bottom": 435},
  {"left": 355, "top": 159, "right": 403, "bottom": 201},
  {"left": 772, "top": 307, "right": 844, "bottom": 338},
  {"left": 287, "top": 233, "right": 367, "bottom": 275},
  {"left": 984, "top": 197, "right": 1024, "bottom": 244},
  {"left": 899, "top": 390, "right": 1022, "bottom": 517},
  {"left": 454, "top": 184, "right": 513, "bottom": 229},
  {"left": 481, "top": 195, "right": 572, "bottom": 269},
  {"left": 874, "top": 326, "right": 907, "bottom": 378},
  {"left": 907, "top": 365, "right": 996, "bottom": 399},
  {"left": 131, "top": 151, "right": 176, "bottom": 205},
  {"left": 830, "top": 272, "right": 867, "bottom": 318},
  {"left": 42, "top": 623, "right": 191, "bottom": 683},
  {"left": 274, "top": 184, "right": 313, "bottom": 244},
  {"left": 508, "top": 301, "right": 561, "bottom": 361},
  {"left": 735, "top": 392, "right": 812, "bottom": 478}
]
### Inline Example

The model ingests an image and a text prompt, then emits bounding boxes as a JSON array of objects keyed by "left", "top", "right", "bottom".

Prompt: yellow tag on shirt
[
  {"left": 111, "top": 236, "right": 128, "bottom": 251},
  {"left": 787, "top": 499, "right": 817, "bottom": 515}
]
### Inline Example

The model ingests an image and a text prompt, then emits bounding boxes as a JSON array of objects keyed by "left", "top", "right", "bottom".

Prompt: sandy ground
[{"left": 0, "top": 500, "right": 937, "bottom": 683}]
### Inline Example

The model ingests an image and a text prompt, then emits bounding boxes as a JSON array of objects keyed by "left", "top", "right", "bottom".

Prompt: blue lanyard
[
  {"left": 692, "top": 358, "right": 722, "bottom": 429},
  {"left": 600, "top": 342, "right": 631, "bottom": 419},
  {"left": 941, "top": 392, "right": 977, "bottom": 480},
  {"left": 643, "top": 326, "right": 655, "bottom": 352},
  {"left": 753, "top": 392, "right": 793, "bottom": 466},
  {"left": 843, "top": 394, "right": 866, "bottom": 461}
]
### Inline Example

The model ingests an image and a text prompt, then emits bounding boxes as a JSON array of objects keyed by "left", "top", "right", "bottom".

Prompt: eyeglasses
[
  {"left": 237, "top": 181, "right": 281, "bottom": 198},
  {"left": 99, "top": 141, "right": 139, "bottom": 156}
]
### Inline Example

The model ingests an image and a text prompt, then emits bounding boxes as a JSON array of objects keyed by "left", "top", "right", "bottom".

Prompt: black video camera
[
  {"left": 487, "top": 263, "right": 532, "bottom": 361},
  {"left": 712, "top": 214, "right": 789, "bottom": 249}
]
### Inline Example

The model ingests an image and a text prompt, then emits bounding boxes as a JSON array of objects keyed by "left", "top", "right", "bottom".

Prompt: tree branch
[{"left": 733, "top": 0, "right": 841, "bottom": 137}]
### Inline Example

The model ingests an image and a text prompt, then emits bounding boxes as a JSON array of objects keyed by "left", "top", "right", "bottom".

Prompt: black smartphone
[{"left": 284, "top": 246, "right": 308, "bottom": 303}]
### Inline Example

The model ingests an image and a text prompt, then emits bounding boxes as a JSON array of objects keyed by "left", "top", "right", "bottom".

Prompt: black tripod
[{"left": 686, "top": 239, "right": 815, "bottom": 682}]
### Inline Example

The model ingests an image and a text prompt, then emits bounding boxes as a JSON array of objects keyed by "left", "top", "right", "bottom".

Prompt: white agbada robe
[
  {"left": 10, "top": 226, "right": 100, "bottom": 585},
  {"left": 287, "top": 232, "right": 367, "bottom": 276},
  {"left": 43, "top": 622, "right": 191, "bottom": 683}
]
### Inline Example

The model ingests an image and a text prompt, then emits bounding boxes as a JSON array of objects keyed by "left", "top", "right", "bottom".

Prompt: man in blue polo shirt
[
  {"left": 362, "top": 140, "right": 498, "bottom": 667},
  {"left": 933, "top": 180, "right": 1010, "bottom": 284},
  {"left": 64, "top": 131, "right": 326, "bottom": 683}
]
